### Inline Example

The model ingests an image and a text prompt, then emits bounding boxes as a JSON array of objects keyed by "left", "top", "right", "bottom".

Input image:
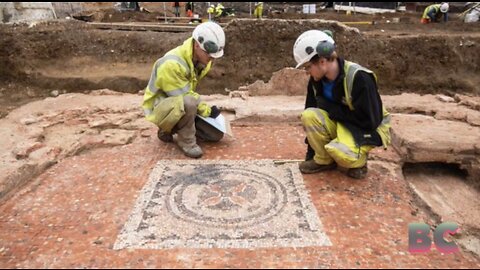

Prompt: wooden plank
[
  {"left": 88, "top": 22, "right": 196, "bottom": 32},
  {"left": 341, "top": 21, "right": 376, "bottom": 25},
  {"left": 156, "top": 16, "right": 197, "bottom": 20},
  {"left": 87, "top": 22, "right": 229, "bottom": 32}
]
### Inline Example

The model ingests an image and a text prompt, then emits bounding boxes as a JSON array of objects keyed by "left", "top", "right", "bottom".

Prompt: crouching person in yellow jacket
[
  {"left": 142, "top": 22, "right": 226, "bottom": 158},
  {"left": 293, "top": 30, "right": 391, "bottom": 179}
]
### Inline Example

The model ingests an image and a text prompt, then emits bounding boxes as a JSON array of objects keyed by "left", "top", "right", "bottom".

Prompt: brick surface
[{"left": 0, "top": 124, "right": 478, "bottom": 268}]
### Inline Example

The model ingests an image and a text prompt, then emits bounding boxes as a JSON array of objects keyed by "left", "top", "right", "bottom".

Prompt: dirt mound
[
  {"left": 101, "top": 9, "right": 167, "bottom": 23},
  {"left": 73, "top": 8, "right": 178, "bottom": 23},
  {"left": 0, "top": 20, "right": 187, "bottom": 116},
  {"left": 0, "top": 22, "right": 186, "bottom": 82},
  {"left": 206, "top": 19, "right": 362, "bottom": 94}
]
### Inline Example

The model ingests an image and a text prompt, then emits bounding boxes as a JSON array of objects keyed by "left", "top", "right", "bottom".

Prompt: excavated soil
[
  {"left": 1, "top": 6, "right": 480, "bottom": 263},
  {"left": 1, "top": 9, "right": 480, "bottom": 118}
]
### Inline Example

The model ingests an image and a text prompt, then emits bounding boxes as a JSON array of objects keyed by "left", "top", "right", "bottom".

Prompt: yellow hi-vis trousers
[
  {"left": 254, "top": 7, "right": 263, "bottom": 18},
  {"left": 301, "top": 108, "right": 374, "bottom": 169}
]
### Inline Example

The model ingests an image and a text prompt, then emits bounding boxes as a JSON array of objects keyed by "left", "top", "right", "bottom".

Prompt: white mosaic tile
[{"left": 114, "top": 160, "right": 331, "bottom": 249}]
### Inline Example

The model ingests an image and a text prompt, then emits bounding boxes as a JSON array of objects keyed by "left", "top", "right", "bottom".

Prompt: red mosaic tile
[{"left": 0, "top": 125, "right": 478, "bottom": 268}]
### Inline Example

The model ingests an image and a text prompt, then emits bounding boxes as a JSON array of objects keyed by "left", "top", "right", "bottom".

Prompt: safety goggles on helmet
[
  {"left": 293, "top": 30, "right": 335, "bottom": 69},
  {"left": 316, "top": 40, "right": 335, "bottom": 58},
  {"left": 197, "top": 37, "right": 223, "bottom": 57}
]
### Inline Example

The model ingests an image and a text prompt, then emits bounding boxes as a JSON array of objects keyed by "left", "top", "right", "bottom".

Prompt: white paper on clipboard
[{"left": 196, "top": 113, "right": 233, "bottom": 137}]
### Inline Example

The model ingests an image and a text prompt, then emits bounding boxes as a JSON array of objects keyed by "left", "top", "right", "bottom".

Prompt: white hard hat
[
  {"left": 293, "top": 30, "right": 335, "bottom": 69},
  {"left": 440, "top": 3, "right": 449, "bottom": 13},
  {"left": 192, "top": 22, "right": 226, "bottom": 58}
]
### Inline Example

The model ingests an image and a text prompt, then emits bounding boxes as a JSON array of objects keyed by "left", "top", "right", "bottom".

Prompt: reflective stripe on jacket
[
  {"left": 343, "top": 60, "right": 391, "bottom": 148},
  {"left": 142, "top": 37, "right": 212, "bottom": 125},
  {"left": 422, "top": 4, "right": 440, "bottom": 20}
]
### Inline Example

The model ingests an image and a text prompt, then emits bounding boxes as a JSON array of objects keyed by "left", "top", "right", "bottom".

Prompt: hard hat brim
[
  {"left": 295, "top": 56, "right": 311, "bottom": 69},
  {"left": 295, "top": 61, "right": 306, "bottom": 69},
  {"left": 209, "top": 49, "right": 224, "bottom": 59}
]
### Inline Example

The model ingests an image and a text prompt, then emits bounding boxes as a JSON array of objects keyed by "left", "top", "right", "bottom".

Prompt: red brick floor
[{"left": 0, "top": 124, "right": 478, "bottom": 268}]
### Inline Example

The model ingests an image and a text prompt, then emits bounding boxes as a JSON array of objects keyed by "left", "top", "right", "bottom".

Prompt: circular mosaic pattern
[{"left": 165, "top": 167, "right": 288, "bottom": 229}]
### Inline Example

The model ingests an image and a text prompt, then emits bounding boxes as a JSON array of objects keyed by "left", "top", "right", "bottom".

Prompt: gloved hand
[
  {"left": 210, "top": 105, "right": 221, "bottom": 118},
  {"left": 316, "top": 95, "right": 332, "bottom": 112}
]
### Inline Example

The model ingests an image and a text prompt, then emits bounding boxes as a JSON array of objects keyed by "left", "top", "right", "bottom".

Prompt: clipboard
[{"left": 196, "top": 113, "right": 233, "bottom": 137}]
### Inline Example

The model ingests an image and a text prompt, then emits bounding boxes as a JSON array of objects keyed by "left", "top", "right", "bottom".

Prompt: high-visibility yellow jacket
[
  {"left": 342, "top": 60, "right": 391, "bottom": 148},
  {"left": 422, "top": 4, "right": 442, "bottom": 20},
  {"left": 207, "top": 6, "right": 215, "bottom": 15},
  {"left": 142, "top": 37, "right": 212, "bottom": 130},
  {"left": 306, "top": 59, "right": 391, "bottom": 148},
  {"left": 215, "top": 4, "right": 224, "bottom": 17},
  {"left": 254, "top": 2, "right": 263, "bottom": 18}
]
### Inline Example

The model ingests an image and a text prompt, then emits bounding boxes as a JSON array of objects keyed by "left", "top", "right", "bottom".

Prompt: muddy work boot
[
  {"left": 299, "top": 160, "right": 336, "bottom": 174},
  {"left": 179, "top": 144, "right": 203, "bottom": 158},
  {"left": 346, "top": 165, "right": 368, "bottom": 179},
  {"left": 157, "top": 129, "right": 173, "bottom": 143}
]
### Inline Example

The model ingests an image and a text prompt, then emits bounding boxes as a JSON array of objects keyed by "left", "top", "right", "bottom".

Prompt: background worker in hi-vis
[
  {"left": 254, "top": 2, "right": 263, "bottom": 19},
  {"left": 293, "top": 30, "right": 391, "bottom": 179}
]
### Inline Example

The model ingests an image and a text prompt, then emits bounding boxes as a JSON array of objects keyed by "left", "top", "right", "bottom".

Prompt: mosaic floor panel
[{"left": 114, "top": 160, "right": 331, "bottom": 249}]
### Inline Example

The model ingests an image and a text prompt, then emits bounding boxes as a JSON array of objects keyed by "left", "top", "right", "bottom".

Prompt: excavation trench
[{"left": 0, "top": 16, "right": 479, "bottom": 257}]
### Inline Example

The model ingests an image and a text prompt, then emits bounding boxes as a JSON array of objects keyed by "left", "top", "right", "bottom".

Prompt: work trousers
[
  {"left": 301, "top": 108, "right": 375, "bottom": 168},
  {"left": 175, "top": 96, "right": 223, "bottom": 148}
]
